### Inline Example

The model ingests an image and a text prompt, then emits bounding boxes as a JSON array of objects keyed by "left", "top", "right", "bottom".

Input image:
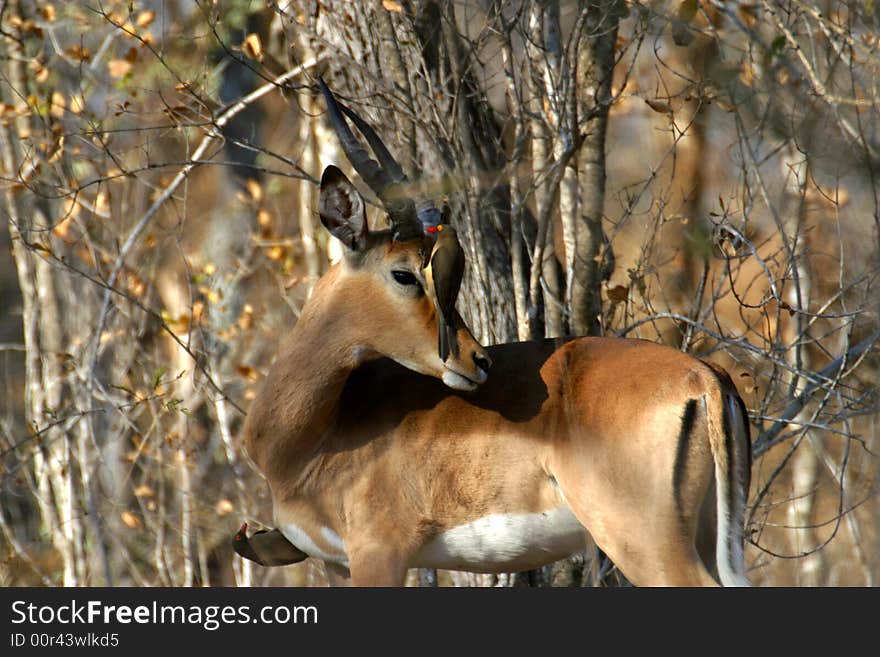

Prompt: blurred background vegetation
[{"left": 0, "top": 0, "right": 877, "bottom": 586}]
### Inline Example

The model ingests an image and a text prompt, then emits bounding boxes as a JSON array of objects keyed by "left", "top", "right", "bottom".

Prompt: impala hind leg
[
  {"left": 576, "top": 507, "right": 718, "bottom": 586},
  {"left": 554, "top": 474, "right": 719, "bottom": 586},
  {"left": 599, "top": 532, "right": 719, "bottom": 587}
]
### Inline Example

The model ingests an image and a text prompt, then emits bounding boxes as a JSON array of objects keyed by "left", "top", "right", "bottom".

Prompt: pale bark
[
  {"left": 0, "top": 49, "right": 81, "bottom": 584},
  {"left": 571, "top": 0, "right": 619, "bottom": 337},
  {"left": 298, "top": 92, "right": 322, "bottom": 297},
  {"left": 501, "top": 31, "right": 532, "bottom": 341},
  {"left": 525, "top": 3, "right": 563, "bottom": 338},
  {"left": 780, "top": 145, "right": 823, "bottom": 586}
]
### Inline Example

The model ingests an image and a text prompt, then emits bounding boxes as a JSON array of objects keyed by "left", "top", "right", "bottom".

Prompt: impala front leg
[
  {"left": 325, "top": 562, "right": 352, "bottom": 587},
  {"left": 348, "top": 547, "right": 408, "bottom": 586}
]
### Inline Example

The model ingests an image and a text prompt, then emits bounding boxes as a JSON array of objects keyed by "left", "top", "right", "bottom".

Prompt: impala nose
[{"left": 473, "top": 353, "right": 492, "bottom": 374}]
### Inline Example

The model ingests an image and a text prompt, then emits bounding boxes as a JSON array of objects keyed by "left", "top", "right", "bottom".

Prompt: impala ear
[{"left": 319, "top": 165, "right": 368, "bottom": 251}]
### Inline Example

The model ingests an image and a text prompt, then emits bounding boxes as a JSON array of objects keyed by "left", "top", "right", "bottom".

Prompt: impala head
[{"left": 317, "top": 80, "right": 491, "bottom": 391}]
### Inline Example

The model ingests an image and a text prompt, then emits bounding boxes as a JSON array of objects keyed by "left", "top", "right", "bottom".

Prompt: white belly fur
[
  {"left": 414, "top": 507, "right": 587, "bottom": 572},
  {"left": 279, "top": 522, "right": 349, "bottom": 568}
]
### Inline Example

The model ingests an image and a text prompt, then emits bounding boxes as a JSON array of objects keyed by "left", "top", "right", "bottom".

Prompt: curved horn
[
  {"left": 338, "top": 103, "right": 407, "bottom": 185},
  {"left": 317, "top": 78, "right": 422, "bottom": 241},
  {"left": 317, "top": 77, "right": 390, "bottom": 197}
]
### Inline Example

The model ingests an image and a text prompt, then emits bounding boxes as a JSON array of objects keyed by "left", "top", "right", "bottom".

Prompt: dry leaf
[
  {"left": 15, "top": 18, "right": 42, "bottom": 37},
  {"left": 243, "top": 33, "right": 263, "bottom": 61},
  {"left": 41, "top": 4, "right": 56, "bottom": 21},
  {"left": 95, "top": 190, "right": 110, "bottom": 215},
  {"left": 605, "top": 285, "right": 629, "bottom": 303},
  {"left": 237, "top": 304, "right": 254, "bottom": 331},
  {"left": 136, "top": 10, "right": 156, "bottom": 28},
  {"left": 215, "top": 499, "right": 235, "bottom": 516},
  {"left": 69, "top": 94, "right": 85, "bottom": 114},
  {"left": 108, "top": 58, "right": 132, "bottom": 78},
  {"left": 162, "top": 104, "right": 190, "bottom": 122},
  {"left": 382, "top": 0, "right": 404, "bottom": 12},
  {"left": 47, "top": 135, "right": 64, "bottom": 163},
  {"left": 52, "top": 214, "right": 74, "bottom": 240},
  {"left": 66, "top": 44, "right": 91, "bottom": 62},
  {"left": 115, "top": 19, "right": 137, "bottom": 36},
  {"left": 120, "top": 510, "right": 142, "bottom": 529},
  {"left": 542, "top": 95, "right": 556, "bottom": 126},
  {"left": 645, "top": 98, "right": 672, "bottom": 114},
  {"left": 49, "top": 91, "right": 65, "bottom": 118},
  {"left": 127, "top": 272, "right": 146, "bottom": 298},
  {"left": 245, "top": 178, "right": 263, "bottom": 202},
  {"left": 133, "top": 484, "right": 155, "bottom": 498},
  {"left": 236, "top": 365, "right": 259, "bottom": 382}
]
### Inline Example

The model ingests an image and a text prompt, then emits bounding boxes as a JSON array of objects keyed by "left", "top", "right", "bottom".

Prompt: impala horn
[
  {"left": 232, "top": 523, "right": 308, "bottom": 567},
  {"left": 317, "top": 77, "right": 423, "bottom": 242}
]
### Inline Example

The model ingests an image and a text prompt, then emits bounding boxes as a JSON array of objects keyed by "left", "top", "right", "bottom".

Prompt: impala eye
[{"left": 392, "top": 270, "right": 419, "bottom": 286}]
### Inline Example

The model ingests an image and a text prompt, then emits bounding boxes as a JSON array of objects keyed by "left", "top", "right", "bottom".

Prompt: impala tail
[{"left": 704, "top": 364, "right": 752, "bottom": 587}]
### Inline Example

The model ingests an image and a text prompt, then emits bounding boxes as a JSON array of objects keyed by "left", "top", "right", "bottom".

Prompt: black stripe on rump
[{"left": 673, "top": 398, "right": 699, "bottom": 516}]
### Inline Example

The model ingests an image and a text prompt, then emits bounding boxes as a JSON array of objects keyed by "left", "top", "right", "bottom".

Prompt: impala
[{"left": 234, "top": 80, "right": 752, "bottom": 586}]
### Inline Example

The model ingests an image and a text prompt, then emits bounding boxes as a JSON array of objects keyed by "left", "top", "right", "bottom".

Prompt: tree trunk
[{"left": 571, "top": 0, "right": 620, "bottom": 337}]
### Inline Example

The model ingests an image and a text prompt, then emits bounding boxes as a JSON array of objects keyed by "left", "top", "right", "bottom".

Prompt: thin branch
[{"left": 86, "top": 57, "right": 325, "bottom": 386}]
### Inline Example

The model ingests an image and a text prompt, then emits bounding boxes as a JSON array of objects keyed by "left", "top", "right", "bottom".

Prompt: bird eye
[{"left": 392, "top": 270, "right": 419, "bottom": 286}]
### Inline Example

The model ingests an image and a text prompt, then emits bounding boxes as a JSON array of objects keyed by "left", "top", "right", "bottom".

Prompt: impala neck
[
  {"left": 283, "top": 267, "right": 368, "bottom": 425},
  {"left": 248, "top": 267, "right": 369, "bottom": 475}
]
